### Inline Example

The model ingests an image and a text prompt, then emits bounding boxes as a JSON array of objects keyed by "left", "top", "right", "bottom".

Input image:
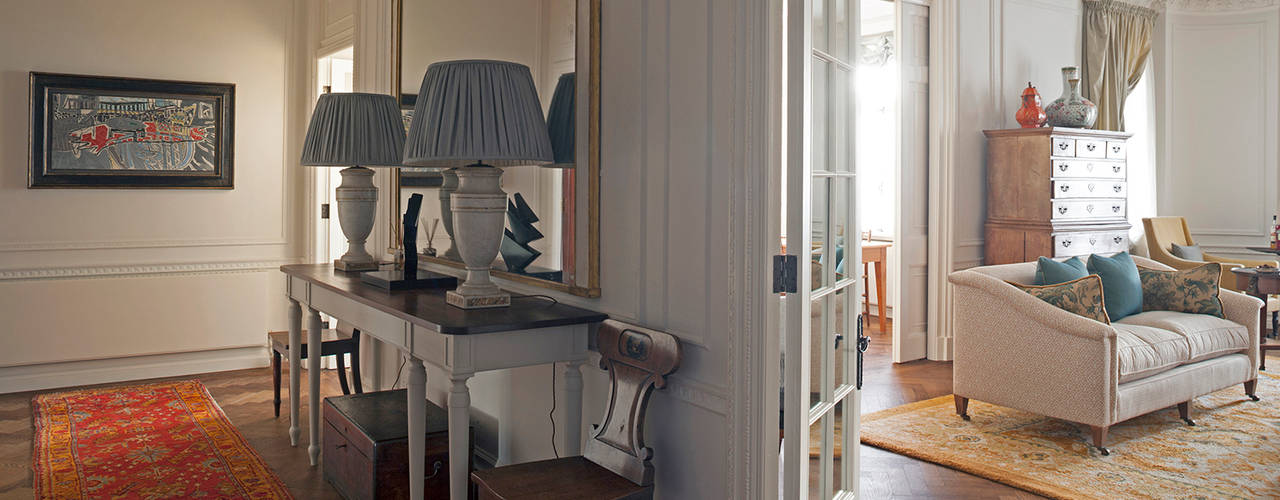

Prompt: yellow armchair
[{"left": 1142, "top": 216, "right": 1279, "bottom": 292}]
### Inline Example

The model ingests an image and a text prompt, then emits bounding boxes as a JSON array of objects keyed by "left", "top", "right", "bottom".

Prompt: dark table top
[
  {"left": 281, "top": 264, "right": 607, "bottom": 335},
  {"left": 1246, "top": 247, "right": 1280, "bottom": 255}
]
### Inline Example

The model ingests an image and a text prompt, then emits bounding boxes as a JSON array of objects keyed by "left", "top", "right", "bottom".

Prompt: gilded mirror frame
[{"left": 389, "top": 0, "right": 601, "bottom": 298}]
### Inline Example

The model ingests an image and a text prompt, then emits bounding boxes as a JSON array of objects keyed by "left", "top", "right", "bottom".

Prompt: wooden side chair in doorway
[
  {"left": 268, "top": 328, "right": 362, "bottom": 417},
  {"left": 469, "top": 319, "right": 682, "bottom": 500}
]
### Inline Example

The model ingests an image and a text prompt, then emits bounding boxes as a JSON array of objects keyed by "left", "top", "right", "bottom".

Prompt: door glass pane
[
  {"left": 810, "top": 295, "right": 829, "bottom": 409},
  {"left": 830, "top": 178, "right": 850, "bottom": 284},
  {"left": 832, "top": 400, "right": 845, "bottom": 495},
  {"left": 813, "top": 0, "right": 828, "bottom": 54},
  {"left": 832, "top": 66, "right": 852, "bottom": 172},
  {"left": 834, "top": 288, "right": 848, "bottom": 390},
  {"left": 811, "top": 177, "right": 830, "bottom": 290},
  {"left": 812, "top": 58, "right": 829, "bottom": 174},
  {"left": 807, "top": 416, "right": 828, "bottom": 498},
  {"left": 831, "top": 0, "right": 850, "bottom": 60}
]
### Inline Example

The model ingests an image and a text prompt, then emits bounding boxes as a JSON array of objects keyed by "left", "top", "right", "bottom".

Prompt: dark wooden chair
[
  {"left": 269, "top": 328, "right": 362, "bottom": 417},
  {"left": 469, "top": 319, "right": 682, "bottom": 500}
]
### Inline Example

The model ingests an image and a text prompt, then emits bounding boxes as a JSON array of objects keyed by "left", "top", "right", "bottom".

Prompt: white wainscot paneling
[
  {"left": 1163, "top": 11, "right": 1279, "bottom": 245},
  {"left": 0, "top": 271, "right": 281, "bottom": 392}
]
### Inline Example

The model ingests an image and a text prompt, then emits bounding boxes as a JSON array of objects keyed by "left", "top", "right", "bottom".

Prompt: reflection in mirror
[{"left": 397, "top": 0, "right": 580, "bottom": 286}]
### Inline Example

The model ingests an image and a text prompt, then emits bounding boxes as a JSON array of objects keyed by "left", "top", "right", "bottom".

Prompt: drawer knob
[
  {"left": 1086, "top": 163, "right": 1095, "bottom": 172},
  {"left": 1062, "top": 239, "right": 1073, "bottom": 248},
  {"left": 1113, "top": 165, "right": 1122, "bottom": 173},
  {"left": 1088, "top": 183, "right": 1096, "bottom": 192},
  {"left": 1060, "top": 185, "right": 1070, "bottom": 192},
  {"left": 1112, "top": 205, "right": 1121, "bottom": 213},
  {"left": 1089, "top": 237, "right": 1098, "bottom": 245},
  {"left": 1112, "top": 145, "right": 1121, "bottom": 153},
  {"left": 1059, "top": 164, "right": 1069, "bottom": 172},
  {"left": 1114, "top": 236, "right": 1123, "bottom": 244},
  {"left": 1086, "top": 204, "right": 1095, "bottom": 213},
  {"left": 1058, "top": 142, "right": 1069, "bottom": 151},
  {"left": 1086, "top": 143, "right": 1097, "bottom": 151},
  {"left": 1058, "top": 206, "right": 1068, "bottom": 215},
  {"left": 1113, "top": 184, "right": 1122, "bottom": 192}
]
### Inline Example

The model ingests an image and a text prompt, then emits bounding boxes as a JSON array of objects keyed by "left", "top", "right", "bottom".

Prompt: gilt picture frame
[{"left": 29, "top": 72, "right": 235, "bottom": 189}]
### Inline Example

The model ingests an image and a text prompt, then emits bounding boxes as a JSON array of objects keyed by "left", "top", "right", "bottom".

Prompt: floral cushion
[
  {"left": 1138, "top": 262, "right": 1224, "bottom": 318},
  {"left": 1010, "top": 274, "right": 1111, "bottom": 324}
]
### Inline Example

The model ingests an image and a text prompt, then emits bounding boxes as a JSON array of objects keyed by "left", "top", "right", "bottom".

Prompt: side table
[{"left": 1231, "top": 266, "right": 1280, "bottom": 371}]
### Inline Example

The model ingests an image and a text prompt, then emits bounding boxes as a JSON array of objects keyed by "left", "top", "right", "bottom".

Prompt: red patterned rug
[{"left": 33, "top": 380, "right": 292, "bottom": 499}]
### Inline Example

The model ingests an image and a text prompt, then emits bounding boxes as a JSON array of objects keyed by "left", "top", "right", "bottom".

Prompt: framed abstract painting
[{"left": 29, "top": 72, "right": 235, "bottom": 189}]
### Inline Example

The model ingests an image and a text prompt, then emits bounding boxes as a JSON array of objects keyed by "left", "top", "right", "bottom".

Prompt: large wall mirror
[{"left": 392, "top": 0, "right": 600, "bottom": 297}]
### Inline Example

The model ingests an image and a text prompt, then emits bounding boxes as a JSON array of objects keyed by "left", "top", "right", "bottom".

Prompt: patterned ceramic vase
[
  {"left": 1015, "top": 82, "right": 1047, "bottom": 128},
  {"left": 1045, "top": 66, "right": 1097, "bottom": 128}
]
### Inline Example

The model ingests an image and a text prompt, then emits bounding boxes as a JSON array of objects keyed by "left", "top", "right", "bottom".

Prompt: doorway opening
[
  {"left": 854, "top": 0, "right": 929, "bottom": 373},
  {"left": 314, "top": 47, "right": 355, "bottom": 264}
]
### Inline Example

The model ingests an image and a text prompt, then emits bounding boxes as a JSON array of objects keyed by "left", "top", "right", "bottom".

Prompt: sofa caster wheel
[
  {"left": 1182, "top": 418, "right": 1195, "bottom": 426},
  {"left": 1098, "top": 447, "right": 1110, "bottom": 456},
  {"left": 1250, "top": 395, "right": 1260, "bottom": 402}
]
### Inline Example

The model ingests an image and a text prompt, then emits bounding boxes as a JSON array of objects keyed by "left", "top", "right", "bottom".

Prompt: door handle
[{"left": 856, "top": 314, "right": 870, "bottom": 390}]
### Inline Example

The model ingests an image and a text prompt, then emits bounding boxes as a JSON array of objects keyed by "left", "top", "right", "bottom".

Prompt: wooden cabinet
[
  {"left": 323, "top": 389, "right": 472, "bottom": 500},
  {"left": 983, "top": 127, "right": 1133, "bottom": 265}
]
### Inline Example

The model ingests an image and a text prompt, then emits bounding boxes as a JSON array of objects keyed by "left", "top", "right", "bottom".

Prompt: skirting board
[{"left": 0, "top": 346, "right": 268, "bottom": 394}]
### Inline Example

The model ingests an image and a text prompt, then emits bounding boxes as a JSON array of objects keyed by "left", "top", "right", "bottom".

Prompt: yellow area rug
[{"left": 860, "top": 372, "right": 1280, "bottom": 499}]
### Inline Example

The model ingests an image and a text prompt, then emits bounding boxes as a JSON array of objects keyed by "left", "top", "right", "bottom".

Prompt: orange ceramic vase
[{"left": 1016, "top": 82, "right": 1047, "bottom": 128}]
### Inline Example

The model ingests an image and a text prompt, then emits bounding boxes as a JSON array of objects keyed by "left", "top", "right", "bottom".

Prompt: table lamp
[
  {"left": 404, "top": 60, "right": 554, "bottom": 309},
  {"left": 301, "top": 92, "right": 405, "bottom": 271}
]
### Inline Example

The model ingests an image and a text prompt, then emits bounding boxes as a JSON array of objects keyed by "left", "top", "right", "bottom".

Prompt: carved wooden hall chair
[
  {"left": 268, "top": 328, "right": 362, "bottom": 417},
  {"left": 469, "top": 319, "right": 682, "bottom": 500}
]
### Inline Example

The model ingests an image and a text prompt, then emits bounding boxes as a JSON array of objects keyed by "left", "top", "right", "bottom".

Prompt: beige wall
[{"left": 0, "top": 0, "right": 310, "bottom": 392}]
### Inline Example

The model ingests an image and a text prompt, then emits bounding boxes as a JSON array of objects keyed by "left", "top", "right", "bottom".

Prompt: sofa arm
[
  {"left": 1220, "top": 288, "right": 1263, "bottom": 373},
  {"left": 948, "top": 270, "right": 1118, "bottom": 427}
]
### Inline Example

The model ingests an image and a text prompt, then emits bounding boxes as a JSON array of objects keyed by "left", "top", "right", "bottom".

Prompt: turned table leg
[
  {"left": 447, "top": 372, "right": 474, "bottom": 500},
  {"left": 407, "top": 359, "right": 428, "bottom": 500},
  {"left": 287, "top": 299, "right": 301, "bottom": 447},
  {"left": 307, "top": 308, "right": 323, "bottom": 466}
]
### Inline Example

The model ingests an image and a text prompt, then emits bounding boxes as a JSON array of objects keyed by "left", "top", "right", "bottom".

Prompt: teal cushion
[
  {"left": 1088, "top": 252, "right": 1143, "bottom": 320},
  {"left": 1034, "top": 256, "right": 1089, "bottom": 285}
]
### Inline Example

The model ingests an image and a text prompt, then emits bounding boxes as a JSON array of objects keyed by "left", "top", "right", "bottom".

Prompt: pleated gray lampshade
[
  {"left": 301, "top": 92, "right": 405, "bottom": 167},
  {"left": 404, "top": 60, "right": 553, "bottom": 168},
  {"left": 546, "top": 72, "right": 576, "bottom": 167}
]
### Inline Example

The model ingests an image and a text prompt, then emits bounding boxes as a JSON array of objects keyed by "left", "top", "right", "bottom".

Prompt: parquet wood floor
[
  {"left": 1, "top": 326, "right": 1276, "bottom": 499},
  {"left": 851, "top": 317, "right": 1044, "bottom": 499}
]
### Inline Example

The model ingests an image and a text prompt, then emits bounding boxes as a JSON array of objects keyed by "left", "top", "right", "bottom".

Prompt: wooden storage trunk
[{"left": 323, "top": 389, "right": 473, "bottom": 499}]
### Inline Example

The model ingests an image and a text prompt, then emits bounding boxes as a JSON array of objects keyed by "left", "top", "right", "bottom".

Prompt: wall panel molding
[{"left": 0, "top": 259, "right": 297, "bottom": 282}]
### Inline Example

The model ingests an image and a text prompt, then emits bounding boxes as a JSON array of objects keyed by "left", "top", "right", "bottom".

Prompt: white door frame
[{"left": 925, "top": 0, "right": 957, "bottom": 361}]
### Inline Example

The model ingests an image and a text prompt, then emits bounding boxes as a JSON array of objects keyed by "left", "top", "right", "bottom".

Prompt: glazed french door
[{"left": 782, "top": 0, "right": 861, "bottom": 498}]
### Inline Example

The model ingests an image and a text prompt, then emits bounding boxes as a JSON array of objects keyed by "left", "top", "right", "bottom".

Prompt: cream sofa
[{"left": 947, "top": 256, "right": 1262, "bottom": 455}]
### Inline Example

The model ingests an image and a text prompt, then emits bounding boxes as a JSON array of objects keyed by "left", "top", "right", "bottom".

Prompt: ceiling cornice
[{"left": 1162, "top": 0, "right": 1280, "bottom": 12}]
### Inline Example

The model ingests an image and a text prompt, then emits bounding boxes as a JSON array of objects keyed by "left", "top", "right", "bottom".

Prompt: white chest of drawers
[{"left": 983, "top": 127, "right": 1134, "bottom": 265}]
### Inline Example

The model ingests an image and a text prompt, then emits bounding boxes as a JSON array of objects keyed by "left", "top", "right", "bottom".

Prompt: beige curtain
[{"left": 1082, "top": 0, "right": 1157, "bottom": 132}]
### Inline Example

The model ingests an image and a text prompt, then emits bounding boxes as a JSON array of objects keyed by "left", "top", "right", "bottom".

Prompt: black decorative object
[
  {"left": 500, "top": 193, "right": 554, "bottom": 275},
  {"left": 29, "top": 72, "right": 235, "bottom": 189},
  {"left": 361, "top": 193, "right": 457, "bottom": 290}
]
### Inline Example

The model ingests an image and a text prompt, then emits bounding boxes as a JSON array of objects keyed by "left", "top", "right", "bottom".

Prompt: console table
[{"left": 280, "top": 264, "right": 607, "bottom": 500}]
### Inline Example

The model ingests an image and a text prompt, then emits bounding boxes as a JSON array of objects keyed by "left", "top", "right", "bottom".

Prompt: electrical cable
[
  {"left": 390, "top": 355, "right": 408, "bottom": 389},
  {"left": 549, "top": 366, "right": 559, "bottom": 458},
  {"left": 511, "top": 293, "right": 559, "bottom": 306}
]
